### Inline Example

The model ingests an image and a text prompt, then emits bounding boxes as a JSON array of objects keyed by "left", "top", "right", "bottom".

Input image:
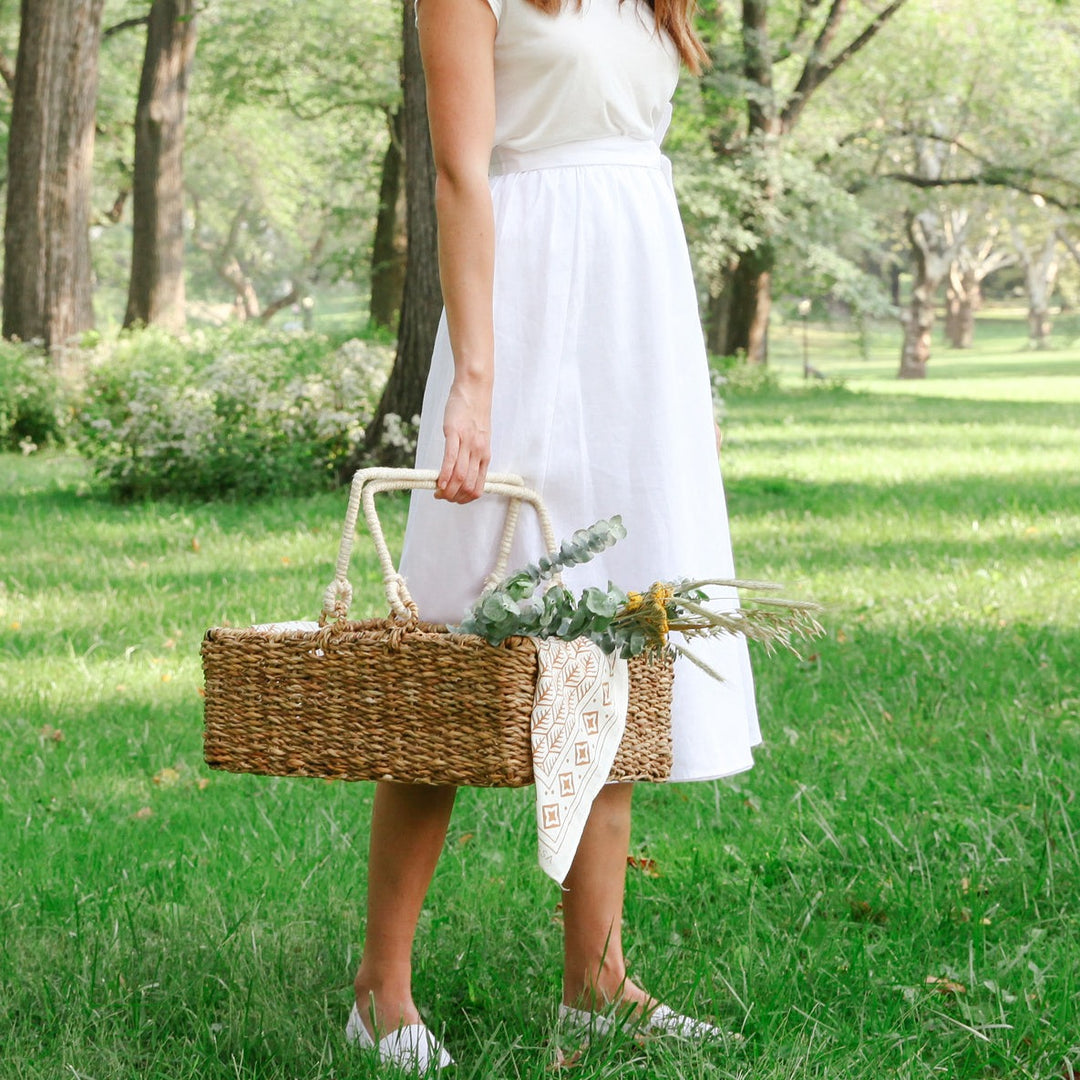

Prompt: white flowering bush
[
  {"left": 76, "top": 326, "right": 392, "bottom": 499},
  {"left": 0, "top": 340, "right": 70, "bottom": 452}
]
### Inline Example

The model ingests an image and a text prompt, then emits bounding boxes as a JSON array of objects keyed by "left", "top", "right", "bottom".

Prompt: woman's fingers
[
  {"left": 436, "top": 381, "right": 491, "bottom": 503},
  {"left": 436, "top": 431, "right": 462, "bottom": 498},
  {"left": 436, "top": 443, "right": 488, "bottom": 503}
]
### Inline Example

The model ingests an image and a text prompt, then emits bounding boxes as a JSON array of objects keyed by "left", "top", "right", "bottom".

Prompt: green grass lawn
[
  {"left": 769, "top": 306, "right": 1080, "bottom": 403},
  {"left": 1, "top": 330, "right": 1079, "bottom": 1078}
]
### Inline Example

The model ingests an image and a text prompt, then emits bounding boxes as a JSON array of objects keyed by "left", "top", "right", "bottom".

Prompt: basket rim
[{"left": 201, "top": 620, "right": 541, "bottom": 651}]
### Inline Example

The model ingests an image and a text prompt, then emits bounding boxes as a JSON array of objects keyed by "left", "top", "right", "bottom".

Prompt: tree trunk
[
  {"left": 705, "top": 275, "right": 733, "bottom": 357},
  {"left": 896, "top": 208, "right": 966, "bottom": 379},
  {"left": 898, "top": 211, "right": 950, "bottom": 379},
  {"left": 945, "top": 274, "right": 979, "bottom": 349},
  {"left": 369, "top": 107, "right": 407, "bottom": 331},
  {"left": 724, "top": 0, "right": 777, "bottom": 365},
  {"left": 361, "top": 3, "right": 441, "bottom": 465},
  {"left": 123, "top": 0, "right": 198, "bottom": 332},
  {"left": 956, "top": 280, "right": 978, "bottom": 349},
  {"left": 220, "top": 256, "right": 260, "bottom": 320},
  {"left": 1022, "top": 236, "right": 1058, "bottom": 350},
  {"left": 1028, "top": 306, "right": 1052, "bottom": 349},
  {"left": 944, "top": 284, "right": 962, "bottom": 348},
  {"left": 724, "top": 243, "right": 773, "bottom": 363},
  {"left": 898, "top": 289, "right": 934, "bottom": 379},
  {"left": 3, "top": 0, "right": 106, "bottom": 352}
]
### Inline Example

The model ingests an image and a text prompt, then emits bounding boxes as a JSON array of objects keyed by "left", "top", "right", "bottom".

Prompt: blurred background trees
[{"left": 1, "top": 0, "right": 1078, "bottom": 398}]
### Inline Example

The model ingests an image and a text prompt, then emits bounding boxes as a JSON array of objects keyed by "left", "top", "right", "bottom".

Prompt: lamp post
[{"left": 798, "top": 298, "right": 812, "bottom": 379}]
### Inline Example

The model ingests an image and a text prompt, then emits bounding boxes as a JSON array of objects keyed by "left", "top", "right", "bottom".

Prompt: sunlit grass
[
  {"left": 1, "top": 323, "right": 1078, "bottom": 1077},
  {"left": 769, "top": 307, "right": 1080, "bottom": 403}
]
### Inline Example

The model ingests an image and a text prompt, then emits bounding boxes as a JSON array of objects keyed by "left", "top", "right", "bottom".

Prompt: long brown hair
[{"left": 523, "top": 0, "right": 708, "bottom": 73}]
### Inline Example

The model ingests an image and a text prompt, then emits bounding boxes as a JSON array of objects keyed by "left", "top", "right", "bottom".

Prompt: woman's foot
[
  {"left": 562, "top": 973, "right": 656, "bottom": 1020},
  {"left": 559, "top": 999, "right": 725, "bottom": 1040},
  {"left": 352, "top": 975, "right": 422, "bottom": 1040},
  {"left": 348, "top": 978, "right": 453, "bottom": 1071},
  {"left": 345, "top": 1003, "right": 454, "bottom": 1071}
]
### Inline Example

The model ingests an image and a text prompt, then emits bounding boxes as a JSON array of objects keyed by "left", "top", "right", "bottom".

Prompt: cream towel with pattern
[{"left": 531, "top": 638, "right": 629, "bottom": 884}]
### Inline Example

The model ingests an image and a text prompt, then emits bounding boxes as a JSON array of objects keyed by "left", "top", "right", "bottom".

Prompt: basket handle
[{"left": 321, "top": 467, "right": 558, "bottom": 622}]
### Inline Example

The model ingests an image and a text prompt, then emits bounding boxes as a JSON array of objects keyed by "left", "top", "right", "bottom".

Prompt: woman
[{"left": 347, "top": 0, "right": 759, "bottom": 1069}]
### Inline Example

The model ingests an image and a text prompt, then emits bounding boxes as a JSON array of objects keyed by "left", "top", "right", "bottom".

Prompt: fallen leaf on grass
[
  {"left": 196, "top": 687, "right": 206, "bottom": 698},
  {"left": 153, "top": 767, "right": 181, "bottom": 787},
  {"left": 550, "top": 1046, "right": 583, "bottom": 1070},
  {"left": 627, "top": 854, "right": 660, "bottom": 877},
  {"left": 133, "top": 806, "right": 153, "bottom": 820},
  {"left": 196, "top": 778, "right": 211, "bottom": 791},
  {"left": 40, "top": 725, "right": 64, "bottom": 743},
  {"left": 849, "top": 899, "right": 888, "bottom": 925},
  {"left": 926, "top": 976, "right": 966, "bottom": 995},
  {"left": 191, "top": 537, "right": 201, "bottom": 553},
  {"left": 457, "top": 832, "right": 475, "bottom": 846},
  {"left": 163, "top": 638, "right": 177, "bottom": 650}
]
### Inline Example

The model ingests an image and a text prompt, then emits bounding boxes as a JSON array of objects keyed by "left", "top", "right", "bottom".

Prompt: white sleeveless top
[{"left": 419, "top": 0, "right": 679, "bottom": 158}]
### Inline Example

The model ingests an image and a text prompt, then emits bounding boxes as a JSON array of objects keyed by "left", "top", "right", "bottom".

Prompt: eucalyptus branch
[{"left": 455, "top": 520, "right": 823, "bottom": 678}]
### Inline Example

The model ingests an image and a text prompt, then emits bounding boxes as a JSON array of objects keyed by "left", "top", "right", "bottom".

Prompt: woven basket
[{"left": 202, "top": 468, "right": 673, "bottom": 787}]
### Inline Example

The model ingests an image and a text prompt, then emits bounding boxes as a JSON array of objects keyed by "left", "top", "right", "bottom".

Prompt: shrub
[
  {"left": 76, "top": 326, "right": 392, "bottom": 499},
  {"left": 710, "top": 352, "right": 780, "bottom": 395},
  {"left": 0, "top": 340, "right": 70, "bottom": 452}
]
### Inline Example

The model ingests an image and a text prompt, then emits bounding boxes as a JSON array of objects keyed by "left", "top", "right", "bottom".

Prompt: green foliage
[
  {"left": 75, "top": 326, "right": 392, "bottom": 499},
  {"left": 458, "top": 516, "right": 819, "bottom": 665},
  {"left": 711, "top": 352, "right": 780, "bottom": 395},
  {"left": 0, "top": 340, "right": 70, "bottom": 451},
  {"left": 457, "top": 517, "right": 634, "bottom": 651}
]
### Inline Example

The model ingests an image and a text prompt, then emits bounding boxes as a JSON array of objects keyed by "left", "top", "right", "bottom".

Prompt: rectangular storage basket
[{"left": 201, "top": 469, "right": 673, "bottom": 788}]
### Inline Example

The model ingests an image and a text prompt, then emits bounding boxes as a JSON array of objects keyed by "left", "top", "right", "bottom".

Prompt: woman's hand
[{"left": 436, "top": 376, "right": 492, "bottom": 503}]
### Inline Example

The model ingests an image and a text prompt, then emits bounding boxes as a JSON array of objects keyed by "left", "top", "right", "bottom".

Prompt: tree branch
[
  {"left": 874, "top": 172, "right": 1079, "bottom": 212},
  {"left": 1058, "top": 228, "right": 1080, "bottom": 270},
  {"left": 0, "top": 47, "right": 14, "bottom": 93},
  {"left": 103, "top": 15, "right": 150, "bottom": 38},
  {"left": 775, "top": 0, "right": 826, "bottom": 63},
  {"left": 781, "top": 0, "right": 909, "bottom": 132},
  {"left": 258, "top": 284, "right": 301, "bottom": 324}
]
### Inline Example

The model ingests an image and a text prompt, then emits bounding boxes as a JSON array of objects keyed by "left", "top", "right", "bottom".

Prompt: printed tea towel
[{"left": 531, "top": 638, "right": 629, "bottom": 884}]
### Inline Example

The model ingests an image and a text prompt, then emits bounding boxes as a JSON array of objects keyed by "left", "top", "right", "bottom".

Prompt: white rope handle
[{"left": 321, "top": 467, "right": 558, "bottom": 622}]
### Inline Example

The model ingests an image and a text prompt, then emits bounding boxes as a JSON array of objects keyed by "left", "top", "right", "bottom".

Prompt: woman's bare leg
[
  {"left": 561, "top": 783, "right": 654, "bottom": 1012},
  {"left": 353, "top": 781, "right": 457, "bottom": 1037}
]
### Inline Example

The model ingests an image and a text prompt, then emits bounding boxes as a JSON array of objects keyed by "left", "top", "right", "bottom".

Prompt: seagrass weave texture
[
  {"left": 201, "top": 468, "right": 674, "bottom": 787},
  {"left": 201, "top": 619, "right": 673, "bottom": 787}
]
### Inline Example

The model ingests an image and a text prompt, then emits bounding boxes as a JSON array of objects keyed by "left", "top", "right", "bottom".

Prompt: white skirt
[{"left": 399, "top": 137, "right": 759, "bottom": 782}]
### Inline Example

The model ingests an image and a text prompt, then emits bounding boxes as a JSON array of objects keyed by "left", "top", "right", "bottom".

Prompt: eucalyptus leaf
[{"left": 583, "top": 587, "right": 618, "bottom": 618}]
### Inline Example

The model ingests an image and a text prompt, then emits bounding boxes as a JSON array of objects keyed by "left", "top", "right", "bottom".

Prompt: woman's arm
[{"left": 416, "top": 0, "right": 498, "bottom": 504}]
